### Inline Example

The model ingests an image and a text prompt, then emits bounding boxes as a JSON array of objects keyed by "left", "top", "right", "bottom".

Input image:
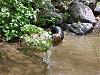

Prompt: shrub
[{"left": 0, "top": 0, "right": 52, "bottom": 51}]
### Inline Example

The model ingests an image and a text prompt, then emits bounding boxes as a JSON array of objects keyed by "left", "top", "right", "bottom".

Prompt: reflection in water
[{"left": 46, "top": 29, "right": 100, "bottom": 75}]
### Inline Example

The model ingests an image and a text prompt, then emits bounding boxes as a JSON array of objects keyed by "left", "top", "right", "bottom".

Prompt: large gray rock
[
  {"left": 78, "top": 0, "right": 96, "bottom": 11},
  {"left": 66, "top": 23, "right": 93, "bottom": 35},
  {"left": 69, "top": 1, "right": 96, "bottom": 23}
]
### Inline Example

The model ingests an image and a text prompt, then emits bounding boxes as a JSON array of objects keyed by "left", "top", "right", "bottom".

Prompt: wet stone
[{"left": 69, "top": 1, "right": 96, "bottom": 23}]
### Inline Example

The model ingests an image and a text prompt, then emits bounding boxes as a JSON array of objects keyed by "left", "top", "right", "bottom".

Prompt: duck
[{"left": 50, "top": 25, "right": 64, "bottom": 45}]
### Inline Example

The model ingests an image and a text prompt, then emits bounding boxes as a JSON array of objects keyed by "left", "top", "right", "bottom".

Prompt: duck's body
[{"left": 50, "top": 26, "right": 64, "bottom": 45}]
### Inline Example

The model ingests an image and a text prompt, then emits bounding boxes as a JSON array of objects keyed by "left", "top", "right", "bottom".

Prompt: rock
[
  {"left": 66, "top": 23, "right": 93, "bottom": 35},
  {"left": 95, "top": 21, "right": 100, "bottom": 28},
  {"left": 94, "top": 6, "right": 100, "bottom": 12},
  {"left": 74, "top": 0, "right": 97, "bottom": 10},
  {"left": 74, "top": 0, "right": 96, "bottom": 3},
  {"left": 94, "top": 2, "right": 100, "bottom": 15},
  {"left": 69, "top": 1, "right": 96, "bottom": 23}
]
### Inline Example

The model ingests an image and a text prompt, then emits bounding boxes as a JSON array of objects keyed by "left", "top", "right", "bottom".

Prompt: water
[
  {"left": 45, "top": 29, "right": 100, "bottom": 75},
  {"left": 0, "top": 44, "right": 47, "bottom": 75},
  {"left": 1, "top": 29, "right": 100, "bottom": 75}
]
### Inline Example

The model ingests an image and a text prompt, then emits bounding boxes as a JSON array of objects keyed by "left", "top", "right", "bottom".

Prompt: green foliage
[
  {"left": 37, "top": 12, "right": 64, "bottom": 27},
  {"left": 0, "top": 0, "right": 36, "bottom": 40},
  {"left": 37, "top": 15, "right": 60, "bottom": 27},
  {"left": 21, "top": 25, "right": 52, "bottom": 51},
  {"left": 0, "top": 0, "right": 53, "bottom": 51},
  {"left": 97, "top": 2, "right": 100, "bottom": 6},
  {"left": 21, "top": 24, "right": 42, "bottom": 34}
]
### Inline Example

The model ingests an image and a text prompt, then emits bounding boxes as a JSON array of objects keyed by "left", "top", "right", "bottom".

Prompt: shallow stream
[{"left": 45, "top": 29, "right": 100, "bottom": 75}]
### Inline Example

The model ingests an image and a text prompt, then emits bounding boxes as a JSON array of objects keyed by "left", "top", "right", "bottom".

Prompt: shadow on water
[
  {"left": 0, "top": 44, "right": 47, "bottom": 75},
  {"left": 45, "top": 28, "right": 100, "bottom": 75}
]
